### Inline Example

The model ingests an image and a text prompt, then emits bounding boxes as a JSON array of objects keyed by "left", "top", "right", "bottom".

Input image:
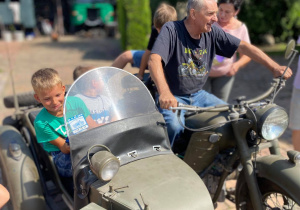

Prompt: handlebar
[
  {"left": 245, "top": 78, "right": 283, "bottom": 104},
  {"left": 170, "top": 78, "right": 284, "bottom": 113},
  {"left": 170, "top": 103, "right": 230, "bottom": 112}
]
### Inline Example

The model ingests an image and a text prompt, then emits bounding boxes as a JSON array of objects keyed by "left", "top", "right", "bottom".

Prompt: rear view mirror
[{"left": 285, "top": 39, "right": 296, "bottom": 59}]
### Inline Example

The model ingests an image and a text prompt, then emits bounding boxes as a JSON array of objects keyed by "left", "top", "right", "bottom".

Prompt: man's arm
[
  {"left": 137, "top": 49, "right": 151, "bottom": 80},
  {"left": 148, "top": 53, "right": 177, "bottom": 109},
  {"left": 237, "top": 40, "right": 292, "bottom": 79}
]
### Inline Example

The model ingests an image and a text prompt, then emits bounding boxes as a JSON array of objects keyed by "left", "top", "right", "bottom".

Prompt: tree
[
  {"left": 117, "top": 0, "right": 151, "bottom": 50},
  {"left": 239, "top": 0, "right": 300, "bottom": 44}
]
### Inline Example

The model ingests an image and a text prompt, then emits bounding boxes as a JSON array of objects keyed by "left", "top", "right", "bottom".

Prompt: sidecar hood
[
  {"left": 89, "top": 154, "right": 214, "bottom": 210},
  {"left": 70, "top": 112, "right": 172, "bottom": 169}
]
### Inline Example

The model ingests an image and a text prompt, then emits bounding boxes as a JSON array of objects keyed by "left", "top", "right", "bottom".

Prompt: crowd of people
[{"left": 1, "top": 0, "right": 298, "bottom": 206}]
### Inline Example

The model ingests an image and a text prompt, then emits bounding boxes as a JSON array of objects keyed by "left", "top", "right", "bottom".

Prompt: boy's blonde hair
[
  {"left": 31, "top": 68, "right": 62, "bottom": 92},
  {"left": 153, "top": 3, "right": 177, "bottom": 29}
]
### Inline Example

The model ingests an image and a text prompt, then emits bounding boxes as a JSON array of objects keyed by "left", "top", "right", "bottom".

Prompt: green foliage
[
  {"left": 280, "top": 0, "right": 300, "bottom": 42},
  {"left": 116, "top": 0, "right": 151, "bottom": 50},
  {"left": 239, "top": 0, "right": 300, "bottom": 44}
]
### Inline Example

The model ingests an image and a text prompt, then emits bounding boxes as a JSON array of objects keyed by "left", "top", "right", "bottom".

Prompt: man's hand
[
  {"left": 273, "top": 66, "right": 293, "bottom": 79},
  {"left": 237, "top": 41, "right": 293, "bottom": 80},
  {"left": 159, "top": 92, "right": 177, "bottom": 110}
]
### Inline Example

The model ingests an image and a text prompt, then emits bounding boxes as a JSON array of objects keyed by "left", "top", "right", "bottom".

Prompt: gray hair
[{"left": 186, "top": 0, "right": 204, "bottom": 15}]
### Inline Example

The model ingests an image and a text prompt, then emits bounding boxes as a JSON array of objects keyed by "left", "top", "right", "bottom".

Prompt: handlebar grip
[{"left": 177, "top": 102, "right": 195, "bottom": 108}]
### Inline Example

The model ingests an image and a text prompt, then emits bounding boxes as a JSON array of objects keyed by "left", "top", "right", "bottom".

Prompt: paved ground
[{"left": 0, "top": 35, "right": 298, "bottom": 210}]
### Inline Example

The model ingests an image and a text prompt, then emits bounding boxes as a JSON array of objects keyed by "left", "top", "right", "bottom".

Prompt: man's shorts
[
  {"left": 289, "top": 87, "right": 300, "bottom": 130},
  {"left": 131, "top": 50, "right": 145, "bottom": 68}
]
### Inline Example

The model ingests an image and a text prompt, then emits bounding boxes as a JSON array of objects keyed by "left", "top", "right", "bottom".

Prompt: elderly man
[{"left": 148, "top": 0, "right": 292, "bottom": 146}]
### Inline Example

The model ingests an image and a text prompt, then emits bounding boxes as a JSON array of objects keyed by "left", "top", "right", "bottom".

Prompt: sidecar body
[{"left": 0, "top": 67, "right": 214, "bottom": 210}]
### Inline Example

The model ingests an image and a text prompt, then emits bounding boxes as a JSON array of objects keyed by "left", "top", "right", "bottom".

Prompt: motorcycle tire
[
  {"left": 235, "top": 172, "right": 300, "bottom": 209},
  {"left": 3, "top": 91, "right": 40, "bottom": 108}
]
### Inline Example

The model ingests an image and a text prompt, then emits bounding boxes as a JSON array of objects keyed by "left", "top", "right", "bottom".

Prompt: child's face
[{"left": 34, "top": 84, "right": 66, "bottom": 116}]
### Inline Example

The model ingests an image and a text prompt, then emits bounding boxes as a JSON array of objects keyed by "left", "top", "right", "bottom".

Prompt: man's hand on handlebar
[
  {"left": 273, "top": 65, "right": 292, "bottom": 79},
  {"left": 159, "top": 92, "right": 177, "bottom": 111}
]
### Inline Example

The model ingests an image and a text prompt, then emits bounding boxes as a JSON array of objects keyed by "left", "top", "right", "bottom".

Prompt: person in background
[
  {"left": 203, "top": 0, "right": 251, "bottom": 102},
  {"left": 73, "top": 65, "right": 95, "bottom": 81},
  {"left": 73, "top": 66, "right": 117, "bottom": 125},
  {"left": 289, "top": 50, "right": 300, "bottom": 151},
  {"left": 148, "top": 0, "right": 292, "bottom": 147},
  {"left": 111, "top": 3, "right": 177, "bottom": 80}
]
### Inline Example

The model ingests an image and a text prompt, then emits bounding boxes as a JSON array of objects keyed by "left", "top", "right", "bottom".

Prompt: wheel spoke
[{"left": 263, "top": 192, "right": 300, "bottom": 210}]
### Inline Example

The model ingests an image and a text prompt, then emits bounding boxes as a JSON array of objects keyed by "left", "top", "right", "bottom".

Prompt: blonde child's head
[
  {"left": 31, "top": 68, "right": 62, "bottom": 93},
  {"left": 31, "top": 68, "right": 65, "bottom": 115},
  {"left": 153, "top": 3, "right": 177, "bottom": 31}
]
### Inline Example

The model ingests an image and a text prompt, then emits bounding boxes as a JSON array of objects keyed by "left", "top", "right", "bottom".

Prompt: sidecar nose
[{"left": 89, "top": 154, "right": 214, "bottom": 210}]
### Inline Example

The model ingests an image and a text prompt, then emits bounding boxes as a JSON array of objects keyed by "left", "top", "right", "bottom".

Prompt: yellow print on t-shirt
[{"left": 179, "top": 48, "right": 209, "bottom": 77}]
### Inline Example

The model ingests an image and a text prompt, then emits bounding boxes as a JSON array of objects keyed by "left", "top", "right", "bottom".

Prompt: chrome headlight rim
[
  {"left": 257, "top": 106, "right": 288, "bottom": 141},
  {"left": 87, "top": 144, "right": 120, "bottom": 182},
  {"left": 97, "top": 153, "right": 120, "bottom": 182}
]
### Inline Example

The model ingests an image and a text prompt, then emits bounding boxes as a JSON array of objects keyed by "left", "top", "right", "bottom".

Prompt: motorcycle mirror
[{"left": 285, "top": 39, "right": 296, "bottom": 59}]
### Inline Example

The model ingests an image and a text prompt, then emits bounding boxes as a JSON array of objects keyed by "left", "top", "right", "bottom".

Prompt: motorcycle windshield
[
  {"left": 64, "top": 67, "right": 156, "bottom": 137},
  {"left": 63, "top": 67, "right": 170, "bottom": 168}
]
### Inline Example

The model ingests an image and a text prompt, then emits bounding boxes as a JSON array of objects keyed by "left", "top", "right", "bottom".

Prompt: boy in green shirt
[{"left": 32, "top": 68, "right": 96, "bottom": 177}]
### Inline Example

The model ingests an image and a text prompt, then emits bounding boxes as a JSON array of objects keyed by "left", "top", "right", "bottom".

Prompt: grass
[{"left": 258, "top": 42, "right": 300, "bottom": 56}]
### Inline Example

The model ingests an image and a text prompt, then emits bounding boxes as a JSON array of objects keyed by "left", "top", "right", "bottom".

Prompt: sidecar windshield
[{"left": 63, "top": 67, "right": 156, "bottom": 137}]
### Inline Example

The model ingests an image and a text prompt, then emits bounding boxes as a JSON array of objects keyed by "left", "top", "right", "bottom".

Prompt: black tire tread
[{"left": 3, "top": 91, "right": 40, "bottom": 108}]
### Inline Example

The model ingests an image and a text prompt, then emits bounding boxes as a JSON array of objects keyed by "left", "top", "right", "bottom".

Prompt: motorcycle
[
  {"left": 0, "top": 40, "right": 298, "bottom": 210},
  {"left": 0, "top": 66, "right": 214, "bottom": 209},
  {"left": 168, "top": 39, "right": 300, "bottom": 209}
]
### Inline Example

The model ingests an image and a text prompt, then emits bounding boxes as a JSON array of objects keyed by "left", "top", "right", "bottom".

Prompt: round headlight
[
  {"left": 258, "top": 106, "right": 288, "bottom": 140},
  {"left": 90, "top": 150, "right": 120, "bottom": 182},
  {"left": 100, "top": 157, "right": 120, "bottom": 181}
]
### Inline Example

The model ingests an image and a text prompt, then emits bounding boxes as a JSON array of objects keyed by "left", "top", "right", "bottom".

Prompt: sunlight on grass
[{"left": 258, "top": 42, "right": 300, "bottom": 56}]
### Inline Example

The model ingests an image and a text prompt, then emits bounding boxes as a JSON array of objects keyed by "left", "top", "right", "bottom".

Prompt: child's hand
[
  {"left": 49, "top": 137, "right": 70, "bottom": 154},
  {"left": 60, "top": 143, "right": 70, "bottom": 154}
]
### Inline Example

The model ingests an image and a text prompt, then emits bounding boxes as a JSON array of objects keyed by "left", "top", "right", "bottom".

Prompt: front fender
[
  {"left": 256, "top": 155, "right": 300, "bottom": 204},
  {"left": 0, "top": 125, "right": 46, "bottom": 210}
]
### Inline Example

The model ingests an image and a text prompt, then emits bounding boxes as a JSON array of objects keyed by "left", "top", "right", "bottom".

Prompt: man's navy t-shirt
[{"left": 151, "top": 20, "right": 241, "bottom": 95}]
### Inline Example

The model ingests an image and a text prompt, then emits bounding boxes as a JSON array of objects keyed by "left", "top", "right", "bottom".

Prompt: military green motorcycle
[{"left": 170, "top": 39, "right": 300, "bottom": 210}]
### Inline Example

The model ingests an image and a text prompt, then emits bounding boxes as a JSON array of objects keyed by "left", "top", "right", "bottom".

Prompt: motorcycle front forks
[
  {"left": 211, "top": 119, "right": 282, "bottom": 207},
  {"left": 232, "top": 119, "right": 264, "bottom": 210}
]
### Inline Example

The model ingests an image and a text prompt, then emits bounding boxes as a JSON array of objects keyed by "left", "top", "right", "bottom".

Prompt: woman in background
[{"left": 203, "top": 0, "right": 251, "bottom": 102}]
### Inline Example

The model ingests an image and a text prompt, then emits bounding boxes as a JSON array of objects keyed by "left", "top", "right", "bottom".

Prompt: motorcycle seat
[{"left": 28, "top": 108, "right": 43, "bottom": 126}]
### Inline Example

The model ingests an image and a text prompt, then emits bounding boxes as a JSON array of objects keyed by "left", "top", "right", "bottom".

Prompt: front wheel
[{"left": 235, "top": 172, "right": 300, "bottom": 210}]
